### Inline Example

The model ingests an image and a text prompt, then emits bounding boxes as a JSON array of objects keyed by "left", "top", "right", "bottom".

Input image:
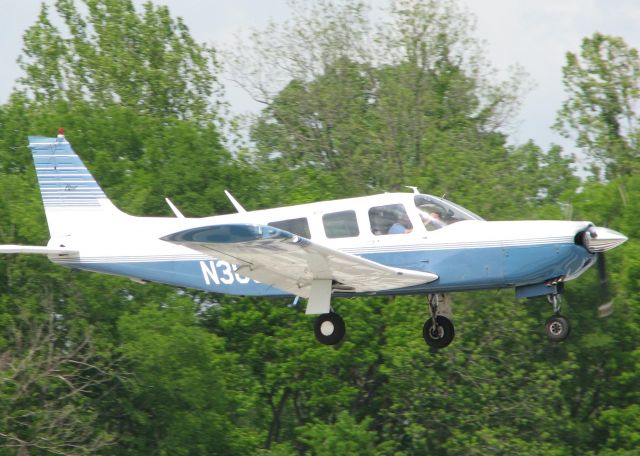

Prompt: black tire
[
  {"left": 422, "top": 315, "right": 455, "bottom": 349},
  {"left": 545, "top": 315, "right": 571, "bottom": 342},
  {"left": 313, "top": 312, "right": 346, "bottom": 345}
]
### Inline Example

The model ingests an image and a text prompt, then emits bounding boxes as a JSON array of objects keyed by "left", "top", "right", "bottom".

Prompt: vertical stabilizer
[{"left": 28, "top": 133, "right": 126, "bottom": 237}]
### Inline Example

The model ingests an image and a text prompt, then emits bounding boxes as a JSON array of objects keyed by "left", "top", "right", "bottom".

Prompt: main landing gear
[
  {"left": 422, "top": 294, "right": 455, "bottom": 349},
  {"left": 544, "top": 293, "right": 570, "bottom": 342},
  {"left": 307, "top": 280, "right": 347, "bottom": 346},
  {"left": 311, "top": 295, "right": 457, "bottom": 348},
  {"left": 313, "top": 312, "right": 346, "bottom": 345}
]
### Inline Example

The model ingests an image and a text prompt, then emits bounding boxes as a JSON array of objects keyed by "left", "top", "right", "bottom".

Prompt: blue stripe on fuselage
[
  {"left": 62, "top": 258, "right": 286, "bottom": 296},
  {"left": 55, "top": 243, "right": 594, "bottom": 297},
  {"left": 359, "top": 242, "right": 593, "bottom": 292}
]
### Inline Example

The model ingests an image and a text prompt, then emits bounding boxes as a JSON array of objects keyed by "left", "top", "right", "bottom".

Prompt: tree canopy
[
  {"left": 555, "top": 32, "right": 640, "bottom": 180},
  {"left": 0, "top": 1, "right": 637, "bottom": 455}
]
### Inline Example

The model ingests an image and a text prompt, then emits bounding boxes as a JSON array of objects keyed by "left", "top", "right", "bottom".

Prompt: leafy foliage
[
  {"left": 554, "top": 32, "right": 640, "bottom": 180},
  {"left": 0, "top": 1, "right": 637, "bottom": 455},
  {"left": 20, "top": 0, "right": 221, "bottom": 122}
]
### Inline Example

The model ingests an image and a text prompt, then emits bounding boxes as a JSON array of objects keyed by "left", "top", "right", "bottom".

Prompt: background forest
[{"left": 0, "top": 0, "right": 638, "bottom": 454}]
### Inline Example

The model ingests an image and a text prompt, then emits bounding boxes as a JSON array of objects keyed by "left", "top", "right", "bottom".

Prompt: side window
[
  {"left": 268, "top": 217, "right": 311, "bottom": 238},
  {"left": 368, "top": 204, "right": 413, "bottom": 235},
  {"left": 322, "top": 210, "right": 359, "bottom": 239}
]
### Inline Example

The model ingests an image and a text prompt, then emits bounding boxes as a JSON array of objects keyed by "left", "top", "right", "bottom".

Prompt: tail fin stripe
[
  {"left": 38, "top": 180, "right": 101, "bottom": 184},
  {"left": 27, "top": 134, "right": 125, "bottom": 237},
  {"left": 32, "top": 154, "right": 76, "bottom": 157},
  {"left": 41, "top": 189, "right": 105, "bottom": 193},
  {"left": 28, "top": 141, "right": 70, "bottom": 146},
  {"left": 36, "top": 166, "right": 87, "bottom": 170},
  {"left": 29, "top": 136, "right": 108, "bottom": 209}
]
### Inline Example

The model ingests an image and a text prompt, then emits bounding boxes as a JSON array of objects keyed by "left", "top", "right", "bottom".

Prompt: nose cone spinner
[{"left": 583, "top": 226, "right": 628, "bottom": 253}]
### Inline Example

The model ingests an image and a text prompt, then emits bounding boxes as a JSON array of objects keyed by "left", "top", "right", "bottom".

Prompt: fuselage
[{"left": 48, "top": 192, "right": 599, "bottom": 298}]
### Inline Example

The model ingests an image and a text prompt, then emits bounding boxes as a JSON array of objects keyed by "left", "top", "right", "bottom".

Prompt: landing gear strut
[
  {"left": 423, "top": 294, "right": 455, "bottom": 349},
  {"left": 544, "top": 294, "right": 570, "bottom": 342}
]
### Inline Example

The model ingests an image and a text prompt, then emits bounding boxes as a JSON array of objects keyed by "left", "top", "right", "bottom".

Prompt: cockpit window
[{"left": 414, "top": 194, "right": 483, "bottom": 231}]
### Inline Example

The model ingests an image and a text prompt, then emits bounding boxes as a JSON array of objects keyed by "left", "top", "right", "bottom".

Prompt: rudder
[{"left": 28, "top": 132, "right": 125, "bottom": 237}]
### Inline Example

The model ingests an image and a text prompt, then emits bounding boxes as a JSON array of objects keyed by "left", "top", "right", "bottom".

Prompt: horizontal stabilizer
[
  {"left": 0, "top": 245, "right": 78, "bottom": 256},
  {"left": 161, "top": 223, "right": 438, "bottom": 297}
]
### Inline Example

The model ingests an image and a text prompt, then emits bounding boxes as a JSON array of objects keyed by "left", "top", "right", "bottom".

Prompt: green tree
[
  {"left": 232, "top": 0, "right": 566, "bottom": 220},
  {"left": 5, "top": 1, "right": 640, "bottom": 455},
  {"left": 203, "top": 296, "right": 388, "bottom": 451},
  {"left": 298, "top": 411, "right": 375, "bottom": 455},
  {"left": 116, "top": 300, "right": 259, "bottom": 455},
  {"left": 0, "top": 296, "right": 115, "bottom": 454},
  {"left": 1, "top": 1, "right": 258, "bottom": 454},
  {"left": 20, "top": 0, "right": 221, "bottom": 122},
  {"left": 559, "top": 176, "right": 640, "bottom": 454},
  {"left": 555, "top": 32, "right": 640, "bottom": 179}
]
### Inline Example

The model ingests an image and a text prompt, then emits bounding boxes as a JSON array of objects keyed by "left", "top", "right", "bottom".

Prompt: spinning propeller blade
[
  {"left": 596, "top": 252, "right": 614, "bottom": 318},
  {"left": 577, "top": 224, "right": 626, "bottom": 318}
]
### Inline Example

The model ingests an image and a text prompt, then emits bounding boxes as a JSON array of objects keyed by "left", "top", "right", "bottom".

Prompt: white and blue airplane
[{"left": 0, "top": 132, "right": 628, "bottom": 348}]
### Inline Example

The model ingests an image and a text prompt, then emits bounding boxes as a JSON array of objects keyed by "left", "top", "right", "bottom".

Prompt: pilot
[{"left": 421, "top": 210, "right": 445, "bottom": 231}]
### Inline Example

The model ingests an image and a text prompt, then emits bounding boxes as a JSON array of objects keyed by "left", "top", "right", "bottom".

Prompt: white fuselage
[{"left": 47, "top": 192, "right": 600, "bottom": 298}]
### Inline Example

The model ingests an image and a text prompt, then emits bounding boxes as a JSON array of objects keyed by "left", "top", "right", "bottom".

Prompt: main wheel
[
  {"left": 422, "top": 315, "right": 455, "bottom": 349},
  {"left": 545, "top": 315, "right": 570, "bottom": 342},
  {"left": 314, "top": 312, "right": 346, "bottom": 345}
]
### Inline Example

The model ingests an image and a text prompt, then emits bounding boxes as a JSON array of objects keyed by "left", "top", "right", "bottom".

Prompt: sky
[{"left": 2, "top": 0, "right": 640, "bottom": 163}]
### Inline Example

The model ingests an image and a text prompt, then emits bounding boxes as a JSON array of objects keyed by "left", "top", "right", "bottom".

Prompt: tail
[{"left": 28, "top": 132, "right": 125, "bottom": 238}]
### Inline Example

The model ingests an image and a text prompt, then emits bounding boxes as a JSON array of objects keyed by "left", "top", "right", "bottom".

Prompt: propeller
[
  {"left": 577, "top": 221, "right": 627, "bottom": 318},
  {"left": 579, "top": 225, "right": 627, "bottom": 318},
  {"left": 596, "top": 252, "right": 614, "bottom": 317},
  {"left": 565, "top": 197, "right": 627, "bottom": 318}
]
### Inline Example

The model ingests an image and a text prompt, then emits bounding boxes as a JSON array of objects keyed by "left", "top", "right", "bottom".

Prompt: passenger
[{"left": 388, "top": 214, "right": 413, "bottom": 234}]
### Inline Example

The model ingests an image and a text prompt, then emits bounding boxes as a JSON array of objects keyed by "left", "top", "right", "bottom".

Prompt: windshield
[{"left": 414, "top": 194, "right": 484, "bottom": 231}]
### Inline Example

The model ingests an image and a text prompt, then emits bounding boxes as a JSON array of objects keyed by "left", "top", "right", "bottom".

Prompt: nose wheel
[
  {"left": 545, "top": 315, "right": 570, "bottom": 341},
  {"left": 545, "top": 294, "right": 570, "bottom": 342}
]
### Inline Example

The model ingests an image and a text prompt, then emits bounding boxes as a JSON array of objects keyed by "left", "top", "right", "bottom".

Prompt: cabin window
[
  {"left": 323, "top": 210, "right": 359, "bottom": 238},
  {"left": 368, "top": 204, "right": 413, "bottom": 235},
  {"left": 268, "top": 217, "right": 311, "bottom": 238},
  {"left": 414, "top": 194, "right": 484, "bottom": 231}
]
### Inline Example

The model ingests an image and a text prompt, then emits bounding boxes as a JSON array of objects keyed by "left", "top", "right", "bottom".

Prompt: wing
[{"left": 161, "top": 224, "right": 438, "bottom": 299}]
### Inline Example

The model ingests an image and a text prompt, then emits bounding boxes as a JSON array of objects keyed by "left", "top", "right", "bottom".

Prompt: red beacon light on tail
[{"left": 57, "top": 128, "right": 65, "bottom": 139}]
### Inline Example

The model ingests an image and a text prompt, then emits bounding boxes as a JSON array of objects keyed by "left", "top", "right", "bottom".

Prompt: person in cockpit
[
  {"left": 421, "top": 210, "right": 445, "bottom": 231},
  {"left": 388, "top": 213, "right": 413, "bottom": 234}
]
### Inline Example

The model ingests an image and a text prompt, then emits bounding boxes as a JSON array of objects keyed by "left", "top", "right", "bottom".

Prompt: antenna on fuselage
[
  {"left": 405, "top": 186, "right": 420, "bottom": 194},
  {"left": 165, "top": 198, "right": 185, "bottom": 218},
  {"left": 224, "top": 190, "right": 247, "bottom": 213}
]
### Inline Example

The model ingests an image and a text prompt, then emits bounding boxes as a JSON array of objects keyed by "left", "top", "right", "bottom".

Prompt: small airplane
[{"left": 0, "top": 132, "right": 628, "bottom": 348}]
